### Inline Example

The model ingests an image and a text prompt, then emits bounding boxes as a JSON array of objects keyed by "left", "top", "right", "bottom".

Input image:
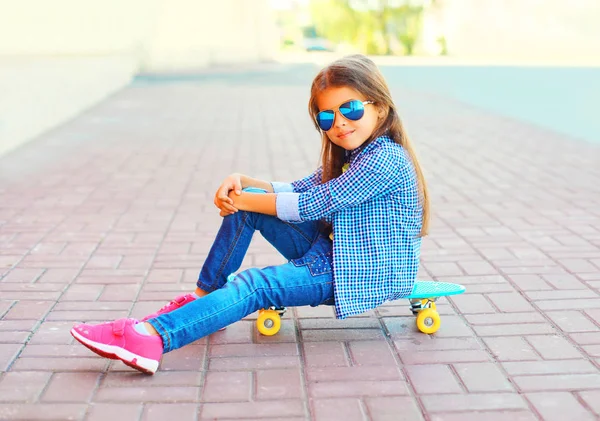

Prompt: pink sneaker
[
  {"left": 70, "top": 318, "right": 162, "bottom": 374},
  {"left": 141, "top": 294, "right": 197, "bottom": 322}
]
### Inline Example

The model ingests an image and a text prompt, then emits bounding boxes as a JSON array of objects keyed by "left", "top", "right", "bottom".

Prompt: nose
[{"left": 334, "top": 110, "right": 349, "bottom": 127}]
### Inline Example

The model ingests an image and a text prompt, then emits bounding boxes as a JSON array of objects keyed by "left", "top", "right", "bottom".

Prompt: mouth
[{"left": 337, "top": 130, "right": 354, "bottom": 140}]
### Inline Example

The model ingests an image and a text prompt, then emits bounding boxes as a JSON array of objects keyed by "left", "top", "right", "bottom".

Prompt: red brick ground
[{"left": 1, "top": 63, "right": 600, "bottom": 420}]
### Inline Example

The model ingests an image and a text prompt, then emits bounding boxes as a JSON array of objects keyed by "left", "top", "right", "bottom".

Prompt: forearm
[
  {"left": 239, "top": 174, "right": 274, "bottom": 193},
  {"left": 229, "top": 191, "right": 277, "bottom": 216}
]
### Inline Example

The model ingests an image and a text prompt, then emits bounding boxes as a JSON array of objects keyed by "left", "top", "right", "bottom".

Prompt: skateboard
[
  {"left": 254, "top": 281, "right": 465, "bottom": 336},
  {"left": 407, "top": 281, "right": 465, "bottom": 334}
]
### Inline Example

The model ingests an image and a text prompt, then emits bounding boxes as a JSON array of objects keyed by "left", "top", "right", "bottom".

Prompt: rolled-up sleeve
[
  {"left": 271, "top": 182, "right": 295, "bottom": 193},
  {"left": 276, "top": 192, "right": 302, "bottom": 222}
]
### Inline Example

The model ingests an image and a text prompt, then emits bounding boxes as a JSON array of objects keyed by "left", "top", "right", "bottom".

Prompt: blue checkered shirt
[{"left": 273, "top": 135, "right": 423, "bottom": 319}]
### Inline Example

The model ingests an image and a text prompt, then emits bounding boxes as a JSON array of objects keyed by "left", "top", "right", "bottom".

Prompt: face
[{"left": 316, "top": 86, "right": 379, "bottom": 151}]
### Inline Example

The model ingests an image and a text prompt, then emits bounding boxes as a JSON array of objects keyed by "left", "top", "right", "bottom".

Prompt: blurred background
[{"left": 1, "top": 0, "right": 599, "bottom": 157}]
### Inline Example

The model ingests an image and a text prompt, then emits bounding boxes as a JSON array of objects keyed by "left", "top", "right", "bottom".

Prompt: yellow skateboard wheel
[
  {"left": 257, "top": 309, "right": 281, "bottom": 336},
  {"left": 416, "top": 308, "right": 441, "bottom": 334}
]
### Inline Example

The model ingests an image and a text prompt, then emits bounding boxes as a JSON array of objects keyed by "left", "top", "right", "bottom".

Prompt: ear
[{"left": 377, "top": 105, "right": 387, "bottom": 120}]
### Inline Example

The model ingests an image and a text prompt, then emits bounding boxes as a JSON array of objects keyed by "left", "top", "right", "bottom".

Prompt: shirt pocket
[{"left": 291, "top": 251, "right": 333, "bottom": 277}]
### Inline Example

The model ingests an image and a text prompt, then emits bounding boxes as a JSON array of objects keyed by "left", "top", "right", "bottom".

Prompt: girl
[{"left": 70, "top": 54, "right": 430, "bottom": 374}]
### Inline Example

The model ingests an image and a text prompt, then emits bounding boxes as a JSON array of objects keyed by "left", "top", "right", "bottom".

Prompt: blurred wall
[
  {"left": 421, "top": 0, "right": 600, "bottom": 61},
  {"left": 0, "top": 0, "right": 277, "bottom": 157}
]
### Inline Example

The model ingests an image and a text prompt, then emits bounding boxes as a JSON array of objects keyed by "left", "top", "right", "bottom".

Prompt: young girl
[{"left": 70, "top": 54, "right": 430, "bottom": 374}]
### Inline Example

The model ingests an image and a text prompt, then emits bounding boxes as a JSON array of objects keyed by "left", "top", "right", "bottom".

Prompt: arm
[
  {"left": 215, "top": 173, "right": 273, "bottom": 216},
  {"left": 277, "top": 150, "right": 407, "bottom": 222},
  {"left": 216, "top": 167, "right": 323, "bottom": 217},
  {"left": 238, "top": 174, "right": 274, "bottom": 193},
  {"left": 228, "top": 191, "right": 277, "bottom": 216}
]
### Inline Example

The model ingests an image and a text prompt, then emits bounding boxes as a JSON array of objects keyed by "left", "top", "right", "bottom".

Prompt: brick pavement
[{"left": 1, "top": 63, "right": 600, "bottom": 420}]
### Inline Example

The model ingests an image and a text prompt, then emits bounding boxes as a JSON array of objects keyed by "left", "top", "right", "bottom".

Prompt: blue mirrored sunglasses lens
[
  {"left": 339, "top": 100, "right": 365, "bottom": 121},
  {"left": 316, "top": 111, "right": 334, "bottom": 131}
]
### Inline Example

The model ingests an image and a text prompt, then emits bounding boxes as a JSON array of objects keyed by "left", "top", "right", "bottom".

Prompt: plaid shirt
[{"left": 275, "top": 135, "right": 423, "bottom": 319}]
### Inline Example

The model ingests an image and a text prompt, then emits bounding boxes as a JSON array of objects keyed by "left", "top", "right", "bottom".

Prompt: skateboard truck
[{"left": 410, "top": 298, "right": 438, "bottom": 315}]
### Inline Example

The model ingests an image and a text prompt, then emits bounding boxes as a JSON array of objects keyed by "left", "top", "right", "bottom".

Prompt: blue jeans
[{"left": 147, "top": 201, "right": 335, "bottom": 353}]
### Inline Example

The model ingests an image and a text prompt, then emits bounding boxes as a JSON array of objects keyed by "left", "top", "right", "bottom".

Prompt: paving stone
[
  {"left": 209, "top": 343, "right": 298, "bottom": 358},
  {"left": 86, "top": 404, "right": 143, "bottom": 421},
  {"left": 464, "top": 312, "right": 545, "bottom": 325},
  {"left": 394, "top": 337, "right": 482, "bottom": 352},
  {"left": 306, "top": 366, "right": 404, "bottom": 382},
  {"left": 142, "top": 404, "right": 199, "bottom": 421},
  {"left": 201, "top": 371, "right": 251, "bottom": 402},
  {"left": 483, "top": 337, "right": 541, "bottom": 361},
  {"left": 0, "top": 344, "right": 22, "bottom": 371},
  {"left": 303, "top": 342, "right": 349, "bottom": 368},
  {"left": 200, "top": 400, "right": 305, "bottom": 419},
  {"left": 400, "top": 349, "right": 491, "bottom": 365},
  {"left": 0, "top": 404, "right": 87, "bottom": 420},
  {"left": 567, "top": 332, "right": 600, "bottom": 345},
  {"left": 255, "top": 368, "right": 303, "bottom": 400},
  {"left": 3, "top": 301, "right": 54, "bottom": 320},
  {"left": 545, "top": 310, "right": 600, "bottom": 333},
  {"left": 102, "top": 370, "right": 202, "bottom": 387},
  {"left": 486, "top": 293, "right": 536, "bottom": 312},
  {"left": 526, "top": 392, "right": 597, "bottom": 421},
  {"left": 311, "top": 398, "right": 364, "bottom": 421},
  {"left": 452, "top": 362, "right": 514, "bottom": 392},
  {"left": 447, "top": 294, "right": 496, "bottom": 314},
  {"left": 578, "top": 390, "right": 600, "bottom": 416},
  {"left": 41, "top": 372, "right": 100, "bottom": 402},
  {"left": 0, "top": 372, "right": 52, "bottom": 402},
  {"left": 364, "top": 396, "right": 424, "bottom": 421},
  {"left": 347, "top": 340, "right": 397, "bottom": 366},
  {"left": 501, "top": 359, "right": 598, "bottom": 376},
  {"left": 209, "top": 355, "right": 301, "bottom": 371},
  {"left": 405, "top": 365, "right": 463, "bottom": 394},
  {"left": 473, "top": 322, "right": 556, "bottom": 336},
  {"left": 159, "top": 344, "right": 206, "bottom": 371},
  {"left": 302, "top": 328, "right": 384, "bottom": 342},
  {"left": 309, "top": 380, "right": 410, "bottom": 398},
  {"left": 525, "top": 334, "right": 583, "bottom": 359},
  {"left": 429, "top": 411, "right": 538, "bottom": 421},
  {"left": 420, "top": 393, "right": 528, "bottom": 412},
  {"left": 95, "top": 386, "right": 199, "bottom": 402},
  {"left": 514, "top": 373, "right": 600, "bottom": 392}
]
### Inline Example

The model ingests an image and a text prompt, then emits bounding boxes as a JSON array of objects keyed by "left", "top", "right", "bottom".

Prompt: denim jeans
[{"left": 147, "top": 193, "right": 335, "bottom": 353}]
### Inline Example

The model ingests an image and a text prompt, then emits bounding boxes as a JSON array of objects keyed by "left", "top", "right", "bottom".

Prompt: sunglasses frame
[{"left": 315, "top": 99, "right": 374, "bottom": 131}]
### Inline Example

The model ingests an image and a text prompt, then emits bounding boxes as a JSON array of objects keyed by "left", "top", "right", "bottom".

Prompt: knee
[{"left": 228, "top": 270, "right": 270, "bottom": 306}]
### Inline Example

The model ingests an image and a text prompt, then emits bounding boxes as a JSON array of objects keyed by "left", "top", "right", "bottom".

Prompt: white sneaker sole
[{"left": 71, "top": 328, "right": 159, "bottom": 374}]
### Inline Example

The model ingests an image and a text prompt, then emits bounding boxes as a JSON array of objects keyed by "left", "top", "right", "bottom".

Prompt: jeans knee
[{"left": 229, "top": 270, "right": 271, "bottom": 308}]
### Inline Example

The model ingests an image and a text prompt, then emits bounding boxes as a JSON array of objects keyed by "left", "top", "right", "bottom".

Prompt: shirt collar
[{"left": 346, "top": 135, "right": 393, "bottom": 164}]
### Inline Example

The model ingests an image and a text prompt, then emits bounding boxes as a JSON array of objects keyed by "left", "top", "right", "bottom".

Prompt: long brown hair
[{"left": 308, "top": 54, "right": 430, "bottom": 236}]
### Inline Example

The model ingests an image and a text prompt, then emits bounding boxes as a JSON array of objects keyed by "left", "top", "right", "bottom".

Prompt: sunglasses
[{"left": 315, "top": 99, "right": 374, "bottom": 131}]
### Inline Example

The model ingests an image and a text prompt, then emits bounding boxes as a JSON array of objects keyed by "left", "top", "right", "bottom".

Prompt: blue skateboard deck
[{"left": 408, "top": 281, "right": 465, "bottom": 299}]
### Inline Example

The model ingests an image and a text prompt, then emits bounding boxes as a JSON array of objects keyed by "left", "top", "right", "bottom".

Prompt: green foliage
[
  {"left": 437, "top": 35, "right": 448, "bottom": 55},
  {"left": 307, "top": 0, "right": 425, "bottom": 56}
]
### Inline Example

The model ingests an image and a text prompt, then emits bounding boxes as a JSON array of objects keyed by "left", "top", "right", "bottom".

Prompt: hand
[{"left": 214, "top": 173, "right": 243, "bottom": 215}]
